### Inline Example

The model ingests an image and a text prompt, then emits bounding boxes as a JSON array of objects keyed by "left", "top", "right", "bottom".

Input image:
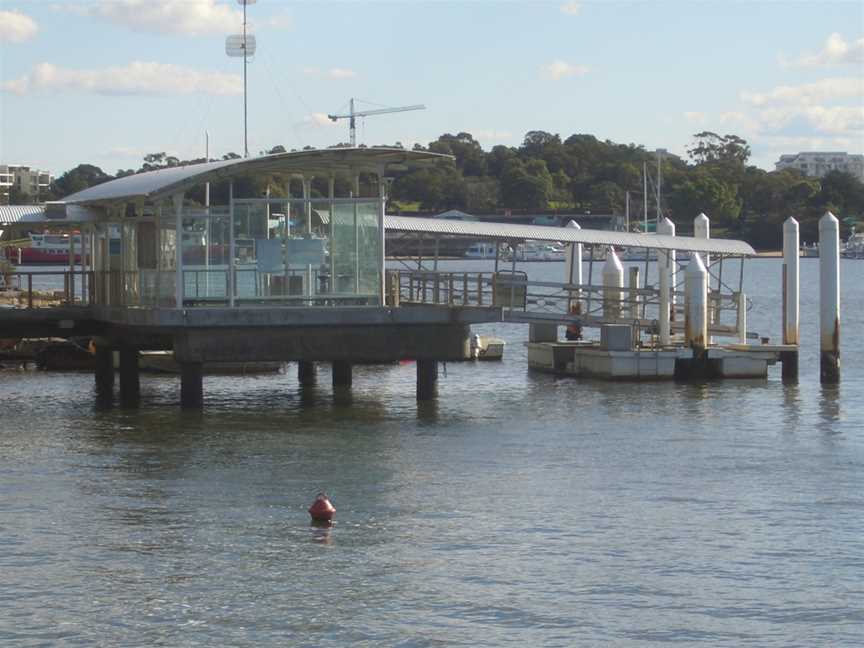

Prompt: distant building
[
  {"left": 0, "top": 164, "right": 53, "bottom": 204},
  {"left": 775, "top": 152, "right": 864, "bottom": 182}
]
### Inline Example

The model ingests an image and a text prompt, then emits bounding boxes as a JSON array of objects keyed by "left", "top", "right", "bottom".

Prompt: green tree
[{"left": 51, "top": 164, "right": 113, "bottom": 197}]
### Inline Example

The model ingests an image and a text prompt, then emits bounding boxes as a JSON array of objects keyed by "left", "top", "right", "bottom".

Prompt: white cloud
[
  {"left": 741, "top": 77, "right": 864, "bottom": 106},
  {"left": 782, "top": 32, "right": 864, "bottom": 68},
  {"left": 560, "top": 2, "right": 581, "bottom": 16},
  {"left": 758, "top": 105, "right": 864, "bottom": 135},
  {"left": 2, "top": 62, "right": 242, "bottom": 96},
  {"left": 472, "top": 129, "right": 514, "bottom": 140},
  {"left": 540, "top": 60, "right": 589, "bottom": 81},
  {"left": 62, "top": 0, "right": 240, "bottom": 36},
  {"left": 684, "top": 111, "right": 709, "bottom": 125},
  {"left": 304, "top": 113, "right": 336, "bottom": 127},
  {"left": 303, "top": 67, "right": 357, "bottom": 80},
  {"left": 0, "top": 10, "right": 38, "bottom": 43}
]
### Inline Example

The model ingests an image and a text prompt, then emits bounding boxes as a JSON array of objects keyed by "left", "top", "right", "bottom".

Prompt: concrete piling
[
  {"left": 416, "top": 359, "right": 438, "bottom": 401},
  {"left": 94, "top": 345, "right": 114, "bottom": 398},
  {"left": 819, "top": 212, "right": 840, "bottom": 383},
  {"left": 298, "top": 361, "right": 317, "bottom": 385},
  {"left": 118, "top": 346, "right": 140, "bottom": 407},
  {"left": 564, "top": 220, "right": 582, "bottom": 311},
  {"left": 657, "top": 217, "right": 676, "bottom": 345},
  {"left": 332, "top": 361, "right": 352, "bottom": 388},
  {"left": 782, "top": 217, "right": 800, "bottom": 380},
  {"left": 602, "top": 247, "right": 624, "bottom": 320},
  {"left": 180, "top": 362, "right": 204, "bottom": 408},
  {"left": 685, "top": 253, "right": 709, "bottom": 353}
]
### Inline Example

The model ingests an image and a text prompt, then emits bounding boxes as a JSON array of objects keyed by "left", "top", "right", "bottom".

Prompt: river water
[{"left": 1, "top": 258, "right": 862, "bottom": 646}]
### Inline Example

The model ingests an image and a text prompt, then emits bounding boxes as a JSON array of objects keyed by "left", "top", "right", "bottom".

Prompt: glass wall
[{"left": 100, "top": 196, "right": 383, "bottom": 308}]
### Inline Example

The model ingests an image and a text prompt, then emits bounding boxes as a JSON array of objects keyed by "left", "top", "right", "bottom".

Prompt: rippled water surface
[{"left": 1, "top": 259, "right": 862, "bottom": 646}]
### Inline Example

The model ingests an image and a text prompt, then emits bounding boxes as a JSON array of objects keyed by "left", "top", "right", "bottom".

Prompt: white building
[
  {"left": 0, "top": 164, "right": 53, "bottom": 203},
  {"left": 775, "top": 152, "right": 864, "bottom": 182}
]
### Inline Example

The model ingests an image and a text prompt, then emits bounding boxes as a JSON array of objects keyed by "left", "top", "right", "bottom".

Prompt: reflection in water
[
  {"left": 309, "top": 520, "right": 334, "bottom": 544},
  {"left": 782, "top": 383, "right": 802, "bottom": 432},
  {"left": 416, "top": 399, "right": 439, "bottom": 424},
  {"left": 818, "top": 384, "right": 842, "bottom": 434}
]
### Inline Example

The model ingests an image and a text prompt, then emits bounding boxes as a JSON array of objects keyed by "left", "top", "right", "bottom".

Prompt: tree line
[{"left": 9, "top": 132, "right": 864, "bottom": 249}]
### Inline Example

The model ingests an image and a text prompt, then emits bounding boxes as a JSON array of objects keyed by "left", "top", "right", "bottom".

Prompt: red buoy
[{"left": 308, "top": 492, "right": 335, "bottom": 523}]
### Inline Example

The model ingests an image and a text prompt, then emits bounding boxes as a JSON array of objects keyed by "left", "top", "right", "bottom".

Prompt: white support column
[
  {"left": 694, "top": 212, "right": 710, "bottom": 269},
  {"left": 737, "top": 291, "right": 747, "bottom": 344},
  {"left": 819, "top": 211, "right": 840, "bottom": 383},
  {"left": 377, "top": 165, "right": 387, "bottom": 307},
  {"left": 329, "top": 175, "right": 335, "bottom": 294},
  {"left": 602, "top": 247, "right": 624, "bottom": 320},
  {"left": 657, "top": 217, "right": 676, "bottom": 345},
  {"left": 783, "top": 217, "right": 800, "bottom": 345},
  {"left": 564, "top": 220, "right": 582, "bottom": 312},
  {"left": 68, "top": 231, "right": 75, "bottom": 302},
  {"left": 173, "top": 193, "right": 184, "bottom": 309},
  {"left": 685, "top": 253, "right": 708, "bottom": 351},
  {"left": 628, "top": 266, "right": 640, "bottom": 320}
]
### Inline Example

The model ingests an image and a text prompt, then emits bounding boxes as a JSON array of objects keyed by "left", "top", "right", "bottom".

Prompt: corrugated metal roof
[
  {"left": 384, "top": 215, "right": 756, "bottom": 256},
  {"left": 0, "top": 205, "right": 46, "bottom": 224},
  {"left": 0, "top": 204, "right": 101, "bottom": 225},
  {"left": 62, "top": 148, "right": 452, "bottom": 206}
]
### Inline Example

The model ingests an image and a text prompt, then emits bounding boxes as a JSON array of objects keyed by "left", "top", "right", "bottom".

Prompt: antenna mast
[{"left": 226, "top": 0, "right": 257, "bottom": 157}]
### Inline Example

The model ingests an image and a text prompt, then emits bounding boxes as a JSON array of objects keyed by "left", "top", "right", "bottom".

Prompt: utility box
[{"left": 601, "top": 324, "right": 632, "bottom": 351}]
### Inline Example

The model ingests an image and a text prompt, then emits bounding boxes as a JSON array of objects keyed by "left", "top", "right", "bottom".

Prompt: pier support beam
[
  {"left": 180, "top": 362, "right": 204, "bottom": 408},
  {"left": 564, "top": 220, "right": 582, "bottom": 311},
  {"left": 332, "top": 361, "right": 352, "bottom": 388},
  {"left": 782, "top": 217, "right": 800, "bottom": 381},
  {"left": 94, "top": 345, "right": 114, "bottom": 399},
  {"left": 298, "top": 360, "right": 317, "bottom": 385},
  {"left": 819, "top": 212, "right": 840, "bottom": 383},
  {"left": 118, "top": 346, "right": 140, "bottom": 407},
  {"left": 416, "top": 359, "right": 438, "bottom": 401},
  {"left": 602, "top": 247, "right": 624, "bottom": 320},
  {"left": 657, "top": 218, "right": 676, "bottom": 345}
]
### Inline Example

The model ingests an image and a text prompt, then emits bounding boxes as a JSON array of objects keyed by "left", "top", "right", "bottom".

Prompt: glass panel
[{"left": 356, "top": 201, "right": 381, "bottom": 304}]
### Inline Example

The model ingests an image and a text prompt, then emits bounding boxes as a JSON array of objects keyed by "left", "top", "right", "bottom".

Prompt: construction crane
[{"left": 327, "top": 98, "right": 425, "bottom": 147}]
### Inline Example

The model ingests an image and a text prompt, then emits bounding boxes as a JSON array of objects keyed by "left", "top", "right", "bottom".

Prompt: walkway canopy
[
  {"left": 385, "top": 215, "right": 756, "bottom": 256},
  {"left": 60, "top": 148, "right": 450, "bottom": 207}
]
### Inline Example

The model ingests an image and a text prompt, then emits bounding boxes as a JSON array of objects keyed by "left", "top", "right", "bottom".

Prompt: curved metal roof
[
  {"left": 384, "top": 215, "right": 756, "bottom": 256},
  {"left": 61, "top": 148, "right": 451, "bottom": 206}
]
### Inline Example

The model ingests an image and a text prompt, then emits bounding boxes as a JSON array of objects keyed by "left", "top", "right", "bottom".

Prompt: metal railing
[
  {"left": 391, "top": 269, "right": 749, "bottom": 340},
  {"left": 0, "top": 270, "right": 94, "bottom": 308}
]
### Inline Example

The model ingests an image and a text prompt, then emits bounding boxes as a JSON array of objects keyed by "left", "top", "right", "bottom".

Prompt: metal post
[
  {"left": 416, "top": 359, "right": 438, "bottom": 401},
  {"left": 68, "top": 232, "right": 75, "bottom": 303},
  {"left": 181, "top": 362, "right": 204, "bottom": 408},
  {"left": 629, "top": 266, "right": 640, "bottom": 320},
  {"left": 329, "top": 175, "right": 335, "bottom": 295},
  {"left": 602, "top": 247, "right": 624, "bottom": 320},
  {"left": 173, "top": 193, "right": 184, "bottom": 308},
  {"left": 657, "top": 218, "right": 675, "bottom": 345},
  {"left": 819, "top": 212, "right": 840, "bottom": 383},
  {"left": 353, "top": 174, "right": 360, "bottom": 294},
  {"left": 378, "top": 169, "right": 388, "bottom": 306},
  {"left": 229, "top": 182, "right": 235, "bottom": 307},
  {"left": 685, "top": 253, "right": 708, "bottom": 352}
]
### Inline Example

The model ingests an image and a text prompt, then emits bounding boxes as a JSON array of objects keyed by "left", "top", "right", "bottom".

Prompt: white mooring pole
[
  {"left": 694, "top": 212, "right": 712, "bottom": 343},
  {"left": 685, "top": 253, "right": 708, "bottom": 353},
  {"left": 819, "top": 212, "right": 840, "bottom": 383},
  {"left": 782, "top": 217, "right": 800, "bottom": 379},
  {"left": 657, "top": 217, "right": 676, "bottom": 346},
  {"left": 564, "top": 220, "right": 582, "bottom": 312},
  {"left": 602, "top": 247, "right": 624, "bottom": 320}
]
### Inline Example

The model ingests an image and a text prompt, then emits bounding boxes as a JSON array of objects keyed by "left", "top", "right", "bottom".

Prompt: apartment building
[
  {"left": 775, "top": 152, "right": 864, "bottom": 182},
  {"left": 0, "top": 164, "right": 53, "bottom": 203}
]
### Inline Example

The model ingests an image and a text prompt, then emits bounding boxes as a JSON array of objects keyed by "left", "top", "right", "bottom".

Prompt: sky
[{"left": 1, "top": 0, "right": 862, "bottom": 178}]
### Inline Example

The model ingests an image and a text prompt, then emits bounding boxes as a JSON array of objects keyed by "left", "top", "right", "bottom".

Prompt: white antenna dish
[{"left": 226, "top": 34, "right": 256, "bottom": 57}]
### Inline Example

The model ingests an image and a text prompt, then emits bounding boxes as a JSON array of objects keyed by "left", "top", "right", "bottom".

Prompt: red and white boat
[{"left": 4, "top": 232, "right": 88, "bottom": 265}]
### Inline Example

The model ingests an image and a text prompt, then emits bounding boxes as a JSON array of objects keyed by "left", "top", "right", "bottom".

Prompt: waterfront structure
[
  {"left": 775, "top": 152, "right": 864, "bottom": 182},
  {"left": 0, "top": 165, "right": 53, "bottom": 204},
  {"left": 2, "top": 149, "right": 820, "bottom": 406}
]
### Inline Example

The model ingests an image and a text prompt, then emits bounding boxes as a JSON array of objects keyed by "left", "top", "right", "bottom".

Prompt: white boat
[
  {"left": 469, "top": 334, "right": 505, "bottom": 360},
  {"left": 842, "top": 232, "right": 864, "bottom": 259},
  {"left": 506, "top": 242, "right": 565, "bottom": 261},
  {"left": 464, "top": 242, "right": 498, "bottom": 259},
  {"left": 800, "top": 242, "right": 819, "bottom": 257}
]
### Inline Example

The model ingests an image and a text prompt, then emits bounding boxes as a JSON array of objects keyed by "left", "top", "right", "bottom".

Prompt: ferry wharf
[{"left": 1, "top": 148, "right": 839, "bottom": 408}]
